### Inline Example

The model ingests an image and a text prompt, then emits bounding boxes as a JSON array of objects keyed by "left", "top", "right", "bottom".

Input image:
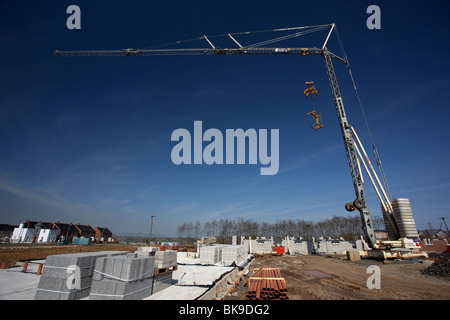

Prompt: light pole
[{"left": 148, "top": 215, "right": 155, "bottom": 245}]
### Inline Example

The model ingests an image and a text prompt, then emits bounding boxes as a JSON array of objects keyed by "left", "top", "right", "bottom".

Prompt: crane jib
[{"left": 53, "top": 47, "right": 330, "bottom": 57}]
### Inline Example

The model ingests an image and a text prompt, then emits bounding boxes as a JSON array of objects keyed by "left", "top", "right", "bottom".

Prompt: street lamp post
[{"left": 148, "top": 216, "right": 155, "bottom": 245}]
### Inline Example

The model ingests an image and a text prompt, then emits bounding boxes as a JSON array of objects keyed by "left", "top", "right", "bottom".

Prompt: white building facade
[{"left": 11, "top": 223, "right": 58, "bottom": 243}]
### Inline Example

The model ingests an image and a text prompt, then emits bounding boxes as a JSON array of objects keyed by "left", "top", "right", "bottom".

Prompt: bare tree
[{"left": 177, "top": 215, "right": 368, "bottom": 243}]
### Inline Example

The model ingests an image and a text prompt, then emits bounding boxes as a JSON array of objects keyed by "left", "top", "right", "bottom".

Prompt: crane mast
[
  {"left": 321, "top": 49, "right": 376, "bottom": 247},
  {"left": 54, "top": 24, "right": 421, "bottom": 252}
]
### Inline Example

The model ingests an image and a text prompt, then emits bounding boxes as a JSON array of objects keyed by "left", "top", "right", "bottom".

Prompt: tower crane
[{"left": 54, "top": 24, "right": 424, "bottom": 258}]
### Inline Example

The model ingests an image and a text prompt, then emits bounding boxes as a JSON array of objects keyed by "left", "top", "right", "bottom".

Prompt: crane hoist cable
[{"left": 141, "top": 24, "right": 331, "bottom": 50}]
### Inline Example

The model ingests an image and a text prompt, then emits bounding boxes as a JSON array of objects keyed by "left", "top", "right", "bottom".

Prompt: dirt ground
[
  {"left": 249, "top": 254, "right": 450, "bottom": 300},
  {"left": 0, "top": 243, "right": 139, "bottom": 267}
]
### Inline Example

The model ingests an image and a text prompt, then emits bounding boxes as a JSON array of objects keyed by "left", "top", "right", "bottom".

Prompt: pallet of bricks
[
  {"left": 89, "top": 253, "right": 155, "bottom": 300},
  {"left": 246, "top": 268, "right": 288, "bottom": 300},
  {"left": 34, "top": 251, "right": 129, "bottom": 300},
  {"left": 135, "top": 247, "right": 178, "bottom": 294},
  {"left": 154, "top": 250, "right": 177, "bottom": 293}
]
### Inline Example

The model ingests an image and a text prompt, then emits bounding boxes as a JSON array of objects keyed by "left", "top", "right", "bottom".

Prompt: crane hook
[{"left": 304, "top": 81, "right": 323, "bottom": 130}]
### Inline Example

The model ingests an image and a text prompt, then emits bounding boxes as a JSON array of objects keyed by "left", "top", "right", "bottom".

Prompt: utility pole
[
  {"left": 148, "top": 215, "right": 155, "bottom": 245},
  {"left": 439, "top": 217, "right": 449, "bottom": 233}
]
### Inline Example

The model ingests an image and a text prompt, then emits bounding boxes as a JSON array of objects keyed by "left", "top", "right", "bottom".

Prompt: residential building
[
  {"left": 53, "top": 221, "right": 79, "bottom": 242},
  {"left": 0, "top": 223, "right": 17, "bottom": 243},
  {"left": 94, "top": 226, "right": 113, "bottom": 242},
  {"left": 419, "top": 229, "right": 449, "bottom": 253},
  {"left": 11, "top": 221, "right": 57, "bottom": 243},
  {"left": 74, "top": 223, "right": 95, "bottom": 239}
]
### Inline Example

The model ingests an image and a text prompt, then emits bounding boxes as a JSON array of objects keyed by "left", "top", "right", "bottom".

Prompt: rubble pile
[{"left": 422, "top": 252, "right": 450, "bottom": 278}]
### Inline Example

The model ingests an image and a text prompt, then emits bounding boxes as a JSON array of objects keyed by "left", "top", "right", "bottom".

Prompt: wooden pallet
[{"left": 154, "top": 265, "right": 178, "bottom": 275}]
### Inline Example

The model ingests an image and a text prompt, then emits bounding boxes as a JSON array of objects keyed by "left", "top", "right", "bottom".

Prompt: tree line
[{"left": 177, "top": 215, "right": 386, "bottom": 243}]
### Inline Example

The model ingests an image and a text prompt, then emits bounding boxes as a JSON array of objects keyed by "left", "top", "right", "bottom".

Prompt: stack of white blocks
[
  {"left": 153, "top": 250, "right": 177, "bottom": 294},
  {"left": 221, "top": 245, "right": 247, "bottom": 266},
  {"left": 154, "top": 250, "right": 177, "bottom": 269},
  {"left": 89, "top": 253, "right": 155, "bottom": 300},
  {"left": 135, "top": 246, "right": 160, "bottom": 257},
  {"left": 199, "top": 245, "right": 223, "bottom": 265}
]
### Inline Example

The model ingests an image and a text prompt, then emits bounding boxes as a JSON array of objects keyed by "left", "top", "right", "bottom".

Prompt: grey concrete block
[
  {"left": 89, "top": 255, "right": 155, "bottom": 300},
  {"left": 153, "top": 272, "right": 172, "bottom": 294},
  {"left": 35, "top": 251, "right": 129, "bottom": 300},
  {"left": 347, "top": 250, "right": 361, "bottom": 261}
]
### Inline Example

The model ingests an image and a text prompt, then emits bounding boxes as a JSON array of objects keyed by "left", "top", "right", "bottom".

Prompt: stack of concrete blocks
[
  {"left": 89, "top": 253, "right": 155, "bottom": 300},
  {"left": 152, "top": 250, "right": 177, "bottom": 294},
  {"left": 199, "top": 245, "right": 224, "bottom": 265},
  {"left": 282, "top": 237, "right": 314, "bottom": 255},
  {"left": 135, "top": 246, "right": 160, "bottom": 257},
  {"left": 35, "top": 251, "right": 128, "bottom": 300},
  {"left": 153, "top": 271, "right": 173, "bottom": 294},
  {"left": 221, "top": 244, "right": 248, "bottom": 266},
  {"left": 314, "top": 239, "right": 356, "bottom": 255},
  {"left": 154, "top": 250, "right": 177, "bottom": 268}
]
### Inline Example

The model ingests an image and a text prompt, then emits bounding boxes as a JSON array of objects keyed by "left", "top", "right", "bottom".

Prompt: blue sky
[{"left": 1, "top": 1, "right": 449, "bottom": 236}]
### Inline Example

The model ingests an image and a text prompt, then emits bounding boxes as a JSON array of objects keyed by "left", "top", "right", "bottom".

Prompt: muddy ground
[{"left": 248, "top": 254, "right": 450, "bottom": 300}]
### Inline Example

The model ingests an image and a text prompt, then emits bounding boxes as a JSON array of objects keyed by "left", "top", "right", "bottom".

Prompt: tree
[{"left": 176, "top": 215, "right": 366, "bottom": 243}]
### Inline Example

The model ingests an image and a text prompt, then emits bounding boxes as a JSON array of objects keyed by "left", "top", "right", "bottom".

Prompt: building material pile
[
  {"left": 34, "top": 251, "right": 127, "bottom": 300},
  {"left": 89, "top": 253, "right": 155, "bottom": 300},
  {"left": 199, "top": 245, "right": 223, "bottom": 265},
  {"left": 246, "top": 268, "right": 288, "bottom": 300},
  {"left": 222, "top": 245, "right": 247, "bottom": 266},
  {"left": 135, "top": 246, "right": 160, "bottom": 257},
  {"left": 152, "top": 250, "right": 177, "bottom": 294},
  {"left": 154, "top": 250, "right": 177, "bottom": 269},
  {"left": 153, "top": 270, "right": 173, "bottom": 294},
  {"left": 422, "top": 251, "right": 450, "bottom": 278}
]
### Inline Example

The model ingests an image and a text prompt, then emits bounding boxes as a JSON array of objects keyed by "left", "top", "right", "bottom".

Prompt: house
[
  {"left": 10, "top": 221, "right": 57, "bottom": 243},
  {"left": 9, "top": 220, "right": 113, "bottom": 243},
  {"left": 53, "top": 221, "right": 79, "bottom": 242},
  {"left": 0, "top": 224, "right": 17, "bottom": 243},
  {"left": 418, "top": 229, "right": 449, "bottom": 253},
  {"left": 74, "top": 223, "right": 95, "bottom": 239},
  {"left": 419, "top": 229, "right": 449, "bottom": 241},
  {"left": 94, "top": 226, "right": 113, "bottom": 242}
]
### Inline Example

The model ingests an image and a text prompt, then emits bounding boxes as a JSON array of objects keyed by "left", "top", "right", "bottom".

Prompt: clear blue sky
[{"left": 1, "top": 0, "right": 449, "bottom": 237}]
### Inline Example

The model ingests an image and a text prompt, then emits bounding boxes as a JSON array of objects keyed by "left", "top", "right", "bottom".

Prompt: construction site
[
  {"left": 1, "top": 2, "right": 450, "bottom": 310},
  {"left": 0, "top": 236, "right": 449, "bottom": 301}
]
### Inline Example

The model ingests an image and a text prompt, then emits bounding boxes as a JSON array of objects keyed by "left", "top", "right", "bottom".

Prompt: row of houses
[
  {"left": 0, "top": 221, "right": 113, "bottom": 244},
  {"left": 418, "top": 229, "right": 450, "bottom": 253}
]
